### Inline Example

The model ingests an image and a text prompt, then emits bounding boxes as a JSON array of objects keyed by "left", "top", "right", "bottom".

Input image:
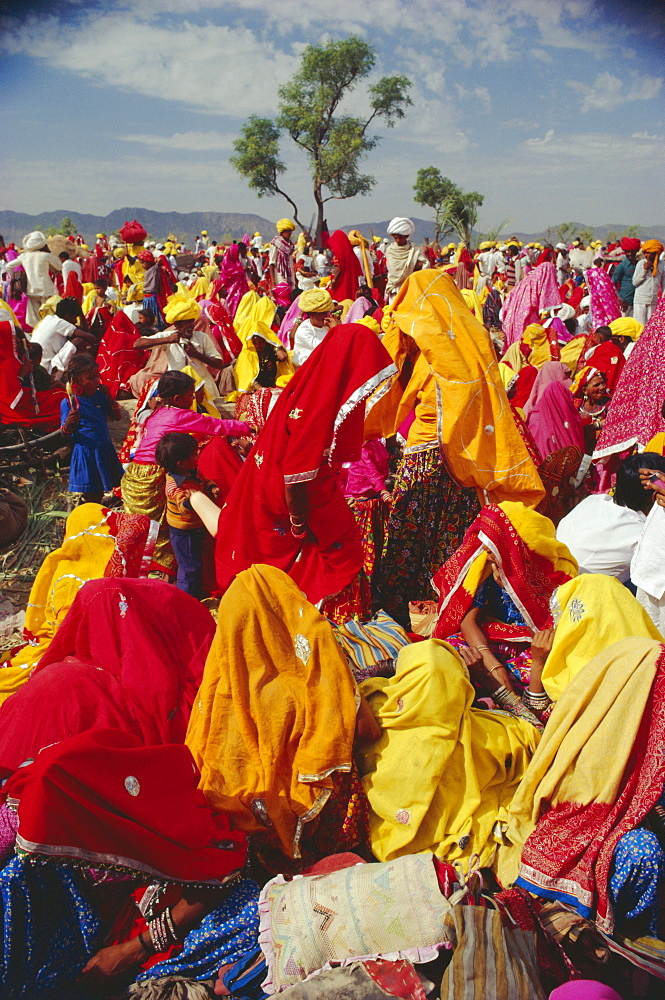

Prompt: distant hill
[
  {"left": 0, "top": 208, "right": 276, "bottom": 247},
  {"left": 2, "top": 208, "right": 664, "bottom": 248}
]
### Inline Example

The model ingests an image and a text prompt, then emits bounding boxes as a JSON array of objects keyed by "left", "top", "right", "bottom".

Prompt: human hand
[
  {"left": 63, "top": 410, "right": 81, "bottom": 432},
  {"left": 275, "top": 348, "right": 288, "bottom": 362},
  {"left": 457, "top": 645, "right": 485, "bottom": 672},
  {"left": 530, "top": 628, "right": 554, "bottom": 671},
  {"left": 79, "top": 937, "right": 144, "bottom": 981},
  {"left": 18, "top": 360, "right": 34, "bottom": 378},
  {"left": 324, "top": 314, "right": 340, "bottom": 329}
]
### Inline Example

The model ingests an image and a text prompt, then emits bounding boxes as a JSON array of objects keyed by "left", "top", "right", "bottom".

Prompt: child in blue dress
[{"left": 61, "top": 355, "right": 124, "bottom": 503}]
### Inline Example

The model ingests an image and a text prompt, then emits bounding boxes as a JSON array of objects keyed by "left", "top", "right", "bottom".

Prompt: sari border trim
[
  {"left": 283, "top": 468, "right": 319, "bottom": 485},
  {"left": 14, "top": 834, "right": 239, "bottom": 886},
  {"left": 478, "top": 529, "right": 538, "bottom": 633},
  {"left": 516, "top": 862, "right": 595, "bottom": 909},
  {"left": 592, "top": 435, "right": 639, "bottom": 460},
  {"left": 330, "top": 363, "right": 398, "bottom": 463},
  {"left": 139, "top": 518, "right": 160, "bottom": 577}
]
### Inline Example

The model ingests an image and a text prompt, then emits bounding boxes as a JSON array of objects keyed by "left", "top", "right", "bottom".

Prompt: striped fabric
[
  {"left": 332, "top": 611, "right": 411, "bottom": 682},
  {"left": 440, "top": 905, "right": 545, "bottom": 1000}
]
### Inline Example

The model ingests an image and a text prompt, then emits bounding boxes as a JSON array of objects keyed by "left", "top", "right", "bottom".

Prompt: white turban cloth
[
  {"left": 23, "top": 231, "right": 47, "bottom": 251},
  {"left": 387, "top": 217, "right": 415, "bottom": 237}
]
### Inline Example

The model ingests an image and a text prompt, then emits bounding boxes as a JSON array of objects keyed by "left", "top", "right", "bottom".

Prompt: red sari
[
  {"left": 328, "top": 230, "right": 363, "bottom": 302},
  {"left": 2, "top": 728, "right": 246, "bottom": 884},
  {"left": 0, "top": 320, "right": 66, "bottom": 428},
  {"left": 0, "top": 577, "right": 216, "bottom": 770},
  {"left": 213, "top": 324, "right": 396, "bottom": 605},
  {"left": 97, "top": 311, "right": 148, "bottom": 399}
]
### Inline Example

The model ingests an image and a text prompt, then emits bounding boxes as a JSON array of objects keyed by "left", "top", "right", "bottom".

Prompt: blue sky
[{"left": 1, "top": 0, "right": 664, "bottom": 232}]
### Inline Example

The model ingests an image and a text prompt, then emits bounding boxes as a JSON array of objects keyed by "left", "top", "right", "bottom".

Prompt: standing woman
[
  {"left": 217, "top": 244, "right": 249, "bottom": 319},
  {"left": 212, "top": 324, "right": 396, "bottom": 620},
  {"left": 328, "top": 229, "right": 363, "bottom": 304},
  {"left": 367, "top": 270, "right": 544, "bottom": 627}
]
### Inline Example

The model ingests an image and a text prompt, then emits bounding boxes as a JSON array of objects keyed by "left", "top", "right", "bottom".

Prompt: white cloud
[
  {"left": 523, "top": 129, "right": 665, "bottom": 164},
  {"left": 455, "top": 84, "right": 491, "bottom": 112},
  {"left": 118, "top": 130, "right": 236, "bottom": 151},
  {"left": 569, "top": 71, "right": 663, "bottom": 113},
  {"left": 4, "top": 14, "right": 299, "bottom": 116}
]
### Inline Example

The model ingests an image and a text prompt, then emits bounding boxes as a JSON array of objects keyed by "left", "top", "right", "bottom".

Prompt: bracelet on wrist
[{"left": 291, "top": 526, "right": 307, "bottom": 538}]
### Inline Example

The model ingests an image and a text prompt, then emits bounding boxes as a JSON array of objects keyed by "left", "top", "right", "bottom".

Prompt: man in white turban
[
  {"left": 384, "top": 217, "right": 427, "bottom": 302},
  {"left": 4, "top": 232, "right": 64, "bottom": 329}
]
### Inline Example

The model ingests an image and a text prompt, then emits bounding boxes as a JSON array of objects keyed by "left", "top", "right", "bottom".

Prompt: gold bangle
[
  {"left": 488, "top": 664, "right": 504, "bottom": 674},
  {"left": 476, "top": 645, "right": 490, "bottom": 651}
]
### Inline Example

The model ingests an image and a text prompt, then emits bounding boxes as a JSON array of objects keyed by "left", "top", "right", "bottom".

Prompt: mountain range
[{"left": 1, "top": 208, "right": 663, "bottom": 248}]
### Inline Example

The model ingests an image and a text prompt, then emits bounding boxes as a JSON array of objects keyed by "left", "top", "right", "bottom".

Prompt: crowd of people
[{"left": 0, "top": 214, "right": 665, "bottom": 999}]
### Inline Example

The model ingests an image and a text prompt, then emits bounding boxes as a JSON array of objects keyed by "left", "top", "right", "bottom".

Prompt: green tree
[
  {"left": 577, "top": 226, "right": 594, "bottom": 246},
  {"left": 412, "top": 167, "right": 483, "bottom": 245},
  {"left": 412, "top": 168, "right": 458, "bottom": 242},
  {"left": 231, "top": 36, "right": 412, "bottom": 241},
  {"left": 552, "top": 222, "right": 578, "bottom": 245},
  {"left": 59, "top": 216, "right": 77, "bottom": 236},
  {"left": 621, "top": 225, "right": 641, "bottom": 239}
]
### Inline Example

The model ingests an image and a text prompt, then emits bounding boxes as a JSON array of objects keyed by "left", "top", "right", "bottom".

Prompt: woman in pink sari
[
  {"left": 218, "top": 245, "right": 249, "bottom": 319},
  {"left": 501, "top": 262, "right": 561, "bottom": 349},
  {"left": 526, "top": 381, "right": 585, "bottom": 461},
  {"left": 523, "top": 361, "right": 571, "bottom": 419},
  {"left": 586, "top": 266, "right": 621, "bottom": 330}
]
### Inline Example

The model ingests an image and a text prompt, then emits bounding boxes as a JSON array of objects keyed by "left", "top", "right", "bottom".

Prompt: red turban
[
  {"left": 137, "top": 250, "right": 154, "bottom": 263},
  {"left": 620, "top": 237, "right": 641, "bottom": 253},
  {"left": 119, "top": 219, "right": 148, "bottom": 243}
]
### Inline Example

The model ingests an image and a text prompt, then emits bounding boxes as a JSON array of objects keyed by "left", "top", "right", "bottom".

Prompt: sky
[{"left": 1, "top": 0, "right": 664, "bottom": 233}]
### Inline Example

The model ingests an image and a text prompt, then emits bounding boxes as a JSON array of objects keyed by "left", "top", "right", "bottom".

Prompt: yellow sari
[
  {"left": 542, "top": 574, "right": 661, "bottom": 702},
  {"left": 1, "top": 505, "right": 122, "bottom": 705},
  {"left": 230, "top": 318, "right": 295, "bottom": 398},
  {"left": 358, "top": 639, "right": 540, "bottom": 867},
  {"left": 366, "top": 270, "right": 544, "bottom": 507},
  {"left": 186, "top": 564, "right": 359, "bottom": 859}
]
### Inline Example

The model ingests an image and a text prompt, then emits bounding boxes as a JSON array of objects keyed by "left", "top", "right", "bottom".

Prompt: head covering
[
  {"left": 22, "top": 231, "right": 47, "bottom": 251},
  {"left": 347, "top": 230, "right": 374, "bottom": 287},
  {"left": 137, "top": 250, "right": 154, "bottom": 264},
  {"left": 594, "top": 298, "right": 665, "bottom": 459},
  {"left": 608, "top": 316, "right": 642, "bottom": 341},
  {"left": 500, "top": 633, "right": 665, "bottom": 934},
  {"left": 387, "top": 217, "right": 415, "bottom": 237},
  {"left": 552, "top": 303, "right": 575, "bottom": 322},
  {"left": 299, "top": 287, "right": 333, "bottom": 313},
  {"left": 328, "top": 230, "right": 363, "bottom": 301},
  {"left": 0, "top": 577, "right": 216, "bottom": 768},
  {"left": 544, "top": 574, "right": 660, "bottom": 701},
  {"left": 218, "top": 244, "right": 249, "bottom": 319},
  {"left": 555, "top": 242, "right": 567, "bottom": 250},
  {"left": 113, "top": 247, "right": 126, "bottom": 260},
  {"left": 367, "top": 271, "right": 545, "bottom": 507},
  {"left": 579, "top": 295, "right": 591, "bottom": 310},
  {"left": 522, "top": 361, "right": 571, "bottom": 418},
  {"left": 276, "top": 218, "right": 295, "bottom": 233},
  {"left": 213, "top": 324, "right": 396, "bottom": 604},
  {"left": 119, "top": 220, "right": 147, "bottom": 244},
  {"left": 502, "top": 262, "right": 561, "bottom": 348},
  {"left": 186, "top": 564, "right": 359, "bottom": 857},
  {"left": 433, "top": 501, "right": 577, "bottom": 640},
  {"left": 620, "top": 237, "right": 640, "bottom": 253},
  {"left": 522, "top": 323, "right": 554, "bottom": 368},
  {"left": 479, "top": 240, "right": 495, "bottom": 250},
  {"left": 2, "top": 728, "right": 246, "bottom": 884},
  {"left": 96, "top": 310, "right": 147, "bottom": 399},
  {"left": 586, "top": 267, "right": 621, "bottom": 328},
  {"left": 526, "top": 381, "right": 585, "bottom": 461},
  {"left": 163, "top": 294, "right": 200, "bottom": 324},
  {"left": 549, "top": 984, "right": 623, "bottom": 1000},
  {"left": 642, "top": 239, "right": 664, "bottom": 275}
]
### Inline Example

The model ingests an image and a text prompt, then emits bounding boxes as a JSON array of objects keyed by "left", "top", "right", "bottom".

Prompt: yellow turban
[
  {"left": 113, "top": 247, "right": 126, "bottom": 259},
  {"left": 642, "top": 240, "right": 664, "bottom": 275},
  {"left": 253, "top": 231, "right": 261, "bottom": 237},
  {"left": 348, "top": 230, "right": 368, "bottom": 247},
  {"left": 609, "top": 317, "right": 643, "bottom": 341},
  {"left": 163, "top": 294, "right": 201, "bottom": 324},
  {"left": 479, "top": 241, "right": 494, "bottom": 250},
  {"left": 96, "top": 233, "right": 105, "bottom": 239},
  {"left": 276, "top": 218, "right": 295, "bottom": 233},
  {"left": 298, "top": 288, "right": 334, "bottom": 313},
  {"left": 347, "top": 229, "right": 373, "bottom": 288},
  {"left": 357, "top": 315, "right": 381, "bottom": 334}
]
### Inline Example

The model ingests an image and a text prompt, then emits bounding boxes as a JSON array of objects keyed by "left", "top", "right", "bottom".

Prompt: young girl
[
  {"left": 120, "top": 369, "right": 252, "bottom": 576},
  {"left": 61, "top": 355, "right": 124, "bottom": 504}
]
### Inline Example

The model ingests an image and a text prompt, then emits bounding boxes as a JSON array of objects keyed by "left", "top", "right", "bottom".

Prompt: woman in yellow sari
[
  {"left": 358, "top": 638, "right": 539, "bottom": 867},
  {"left": 227, "top": 292, "right": 294, "bottom": 401},
  {"left": 367, "top": 269, "right": 543, "bottom": 625},
  {"left": 0, "top": 504, "right": 157, "bottom": 706},
  {"left": 186, "top": 564, "right": 373, "bottom": 874},
  {"left": 540, "top": 573, "right": 661, "bottom": 702}
]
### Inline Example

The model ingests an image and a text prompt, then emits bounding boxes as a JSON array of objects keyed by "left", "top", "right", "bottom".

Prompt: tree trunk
[{"left": 313, "top": 182, "right": 325, "bottom": 246}]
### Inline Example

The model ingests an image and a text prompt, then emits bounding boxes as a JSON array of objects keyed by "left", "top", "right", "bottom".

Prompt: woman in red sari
[
  {"left": 328, "top": 230, "right": 363, "bottom": 303},
  {"left": 212, "top": 324, "right": 396, "bottom": 615},
  {"left": 96, "top": 311, "right": 148, "bottom": 399},
  {"left": 0, "top": 319, "right": 66, "bottom": 429}
]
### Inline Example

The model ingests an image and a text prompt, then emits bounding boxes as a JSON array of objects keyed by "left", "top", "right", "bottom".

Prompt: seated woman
[
  {"left": 186, "top": 564, "right": 379, "bottom": 876},
  {"left": 229, "top": 320, "right": 294, "bottom": 399},
  {"left": 0, "top": 318, "right": 66, "bottom": 430},
  {"left": 0, "top": 504, "right": 157, "bottom": 707},
  {"left": 433, "top": 501, "right": 578, "bottom": 725},
  {"left": 539, "top": 572, "right": 661, "bottom": 703},
  {"left": 573, "top": 368, "right": 611, "bottom": 452},
  {"left": 208, "top": 324, "right": 395, "bottom": 620},
  {"left": 0, "top": 577, "right": 215, "bottom": 770},
  {"left": 499, "top": 635, "right": 665, "bottom": 941},
  {"left": 357, "top": 638, "right": 540, "bottom": 866},
  {"left": 0, "top": 728, "right": 248, "bottom": 997}
]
